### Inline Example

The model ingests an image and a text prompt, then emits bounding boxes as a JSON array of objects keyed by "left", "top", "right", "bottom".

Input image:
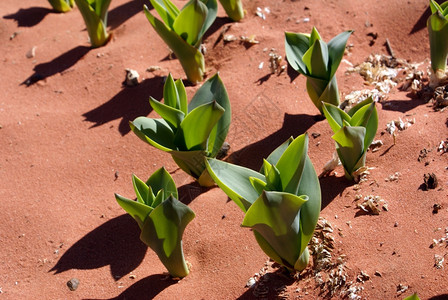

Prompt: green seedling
[
  {"left": 322, "top": 97, "right": 378, "bottom": 180},
  {"left": 130, "top": 73, "right": 231, "bottom": 187},
  {"left": 48, "top": 0, "right": 75, "bottom": 12},
  {"left": 219, "top": 0, "right": 244, "bottom": 21},
  {"left": 115, "top": 167, "right": 195, "bottom": 278},
  {"left": 144, "top": 0, "right": 217, "bottom": 84},
  {"left": 428, "top": 0, "right": 448, "bottom": 85},
  {"left": 74, "top": 0, "right": 112, "bottom": 48},
  {"left": 285, "top": 27, "right": 352, "bottom": 113},
  {"left": 206, "top": 134, "right": 321, "bottom": 271}
]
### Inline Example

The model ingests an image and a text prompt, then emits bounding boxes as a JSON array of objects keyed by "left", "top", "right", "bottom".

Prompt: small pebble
[{"left": 67, "top": 278, "right": 79, "bottom": 291}]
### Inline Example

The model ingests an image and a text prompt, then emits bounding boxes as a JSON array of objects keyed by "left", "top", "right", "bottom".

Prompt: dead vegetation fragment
[
  {"left": 423, "top": 173, "right": 438, "bottom": 190},
  {"left": 355, "top": 195, "right": 388, "bottom": 215}
]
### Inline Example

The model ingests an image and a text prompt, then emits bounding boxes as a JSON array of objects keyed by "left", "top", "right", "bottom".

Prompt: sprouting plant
[
  {"left": 403, "top": 293, "right": 420, "bottom": 300},
  {"left": 74, "top": 0, "right": 112, "bottom": 48},
  {"left": 115, "top": 167, "right": 195, "bottom": 278},
  {"left": 206, "top": 134, "right": 321, "bottom": 271},
  {"left": 47, "top": 0, "right": 75, "bottom": 12},
  {"left": 285, "top": 27, "right": 352, "bottom": 114},
  {"left": 144, "top": 0, "right": 217, "bottom": 84},
  {"left": 428, "top": 0, "right": 448, "bottom": 86},
  {"left": 322, "top": 97, "right": 378, "bottom": 180},
  {"left": 219, "top": 0, "right": 244, "bottom": 21},
  {"left": 130, "top": 73, "right": 231, "bottom": 187}
]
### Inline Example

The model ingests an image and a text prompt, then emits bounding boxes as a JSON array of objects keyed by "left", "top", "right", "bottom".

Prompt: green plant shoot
[
  {"left": 219, "top": 0, "right": 244, "bottom": 21},
  {"left": 403, "top": 293, "right": 420, "bottom": 300},
  {"left": 48, "top": 0, "right": 75, "bottom": 12},
  {"left": 130, "top": 73, "right": 231, "bottom": 187},
  {"left": 428, "top": 0, "right": 448, "bottom": 85},
  {"left": 74, "top": 0, "right": 112, "bottom": 48},
  {"left": 115, "top": 167, "right": 195, "bottom": 278},
  {"left": 144, "top": 0, "right": 217, "bottom": 84},
  {"left": 206, "top": 134, "right": 321, "bottom": 271},
  {"left": 322, "top": 97, "right": 378, "bottom": 180},
  {"left": 285, "top": 27, "right": 352, "bottom": 113}
]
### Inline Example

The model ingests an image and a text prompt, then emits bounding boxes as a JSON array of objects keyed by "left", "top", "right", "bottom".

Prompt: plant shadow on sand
[
  {"left": 82, "top": 76, "right": 165, "bottom": 135},
  {"left": 50, "top": 214, "right": 147, "bottom": 281},
  {"left": 3, "top": 7, "right": 53, "bottom": 27},
  {"left": 227, "top": 113, "right": 321, "bottom": 171},
  {"left": 108, "top": 0, "right": 147, "bottom": 30},
  {"left": 85, "top": 274, "right": 176, "bottom": 300},
  {"left": 22, "top": 45, "right": 91, "bottom": 86}
]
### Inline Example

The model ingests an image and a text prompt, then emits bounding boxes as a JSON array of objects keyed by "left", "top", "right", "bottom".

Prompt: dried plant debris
[
  {"left": 430, "top": 227, "right": 448, "bottom": 248},
  {"left": 319, "top": 151, "right": 340, "bottom": 178},
  {"left": 356, "top": 195, "right": 388, "bottom": 215},
  {"left": 418, "top": 148, "right": 431, "bottom": 162},
  {"left": 434, "top": 254, "right": 445, "bottom": 269},
  {"left": 124, "top": 69, "right": 139, "bottom": 87},
  {"left": 356, "top": 271, "right": 370, "bottom": 283},
  {"left": 309, "top": 218, "right": 363, "bottom": 299},
  {"left": 423, "top": 173, "right": 438, "bottom": 190},
  {"left": 438, "top": 139, "right": 448, "bottom": 153},
  {"left": 397, "top": 283, "right": 409, "bottom": 294},
  {"left": 352, "top": 166, "right": 371, "bottom": 183},
  {"left": 385, "top": 172, "right": 400, "bottom": 182},
  {"left": 268, "top": 49, "right": 286, "bottom": 75},
  {"left": 368, "top": 140, "right": 383, "bottom": 152},
  {"left": 255, "top": 7, "right": 270, "bottom": 20},
  {"left": 433, "top": 85, "right": 448, "bottom": 109}
]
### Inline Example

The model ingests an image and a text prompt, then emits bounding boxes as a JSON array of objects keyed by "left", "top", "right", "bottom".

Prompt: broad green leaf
[
  {"left": 115, "top": 194, "right": 153, "bottom": 229},
  {"left": 296, "top": 156, "right": 321, "bottom": 253},
  {"left": 262, "top": 137, "right": 293, "bottom": 171},
  {"left": 141, "top": 196, "right": 195, "bottom": 278},
  {"left": 253, "top": 230, "right": 286, "bottom": 268},
  {"left": 347, "top": 97, "right": 374, "bottom": 117},
  {"left": 150, "top": 0, "right": 176, "bottom": 28},
  {"left": 309, "top": 27, "right": 321, "bottom": 46},
  {"left": 275, "top": 134, "right": 308, "bottom": 195},
  {"left": 189, "top": 73, "right": 231, "bottom": 157},
  {"left": 265, "top": 161, "right": 282, "bottom": 191},
  {"left": 284, "top": 32, "right": 310, "bottom": 74},
  {"left": 162, "top": 0, "right": 181, "bottom": 18},
  {"left": 152, "top": 189, "right": 165, "bottom": 208},
  {"left": 242, "top": 191, "right": 308, "bottom": 268},
  {"left": 302, "top": 39, "right": 329, "bottom": 79},
  {"left": 403, "top": 293, "right": 420, "bottom": 300},
  {"left": 322, "top": 102, "right": 350, "bottom": 133},
  {"left": 130, "top": 117, "right": 176, "bottom": 151},
  {"left": 163, "top": 74, "right": 180, "bottom": 109},
  {"left": 171, "top": 150, "right": 207, "bottom": 178},
  {"left": 96, "top": 0, "right": 112, "bottom": 23},
  {"left": 175, "top": 79, "right": 188, "bottom": 115},
  {"left": 249, "top": 177, "right": 267, "bottom": 195},
  {"left": 205, "top": 158, "right": 266, "bottom": 212},
  {"left": 48, "top": 0, "right": 74, "bottom": 12},
  {"left": 149, "top": 97, "right": 185, "bottom": 130},
  {"left": 144, "top": 5, "right": 205, "bottom": 83},
  {"left": 74, "top": 0, "right": 110, "bottom": 48},
  {"left": 327, "top": 30, "right": 353, "bottom": 78},
  {"left": 430, "top": 0, "right": 442, "bottom": 14},
  {"left": 428, "top": 7, "right": 448, "bottom": 73},
  {"left": 146, "top": 167, "right": 178, "bottom": 200},
  {"left": 306, "top": 74, "right": 340, "bottom": 111},
  {"left": 350, "top": 101, "right": 378, "bottom": 150},
  {"left": 196, "top": 0, "right": 218, "bottom": 46},
  {"left": 132, "top": 174, "right": 152, "bottom": 205},
  {"left": 173, "top": 0, "right": 207, "bottom": 46},
  {"left": 294, "top": 247, "right": 310, "bottom": 271},
  {"left": 333, "top": 126, "right": 366, "bottom": 177},
  {"left": 218, "top": 0, "right": 244, "bottom": 21},
  {"left": 179, "top": 101, "right": 224, "bottom": 151}
]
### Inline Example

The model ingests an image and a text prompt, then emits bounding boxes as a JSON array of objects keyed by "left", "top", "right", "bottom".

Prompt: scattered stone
[
  {"left": 434, "top": 254, "right": 444, "bottom": 269},
  {"left": 368, "top": 140, "right": 383, "bottom": 152},
  {"left": 418, "top": 148, "right": 431, "bottom": 162},
  {"left": 10, "top": 31, "right": 20, "bottom": 40},
  {"left": 311, "top": 132, "right": 321, "bottom": 138},
  {"left": 26, "top": 46, "right": 36, "bottom": 58},
  {"left": 396, "top": 283, "right": 409, "bottom": 294},
  {"left": 433, "top": 203, "right": 442, "bottom": 214},
  {"left": 374, "top": 271, "right": 382, "bottom": 277},
  {"left": 356, "top": 271, "right": 370, "bottom": 283},
  {"left": 385, "top": 172, "right": 400, "bottom": 182},
  {"left": 67, "top": 278, "right": 80, "bottom": 291},
  {"left": 423, "top": 173, "right": 438, "bottom": 190},
  {"left": 394, "top": 222, "right": 399, "bottom": 227},
  {"left": 146, "top": 66, "right": 161, "bottom": 72},
  {"left": 124, "top": 69, "right": 139, "bottom": 87},
  {"left": 438, "top": 139, "right": 448, "bottom": 153}
]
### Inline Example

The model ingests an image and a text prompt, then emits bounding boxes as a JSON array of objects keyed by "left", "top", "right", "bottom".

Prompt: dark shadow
[
  {"left": 255, "top": 73, "right": 272, "bottom": 85},
  {"left": 108, "top": 0, "right": 147, "bottom": 30},
  {"left": 380, "top": 97, "right": 426, "bottom": 113},
  {"left": 379, "top": 144, "right": 394, "bottom": 157},
  {"left": 428, "top": 294, "right": 448, "bottom": 300},
  {"left": 202, "top": 16, "right": 233, "bottom": 42},
  {"left": 410, "top": 0, "right": 445, "bottom": 34},
  {"left": 82, "top": 77, "right": 165, "bottom": 135},
  {"left": 50, "top": 214, "right": 147, "bottom": 281},
  {"left": 286, "top": 63, "right": 300, "bottom": 83},
  {"left": 3, "top": 7, "right": 53, "bottom": 27},
  {"left": 319, "top": 175, "right": 351, "bottom": 210},
  {"left": 236, "top": 267, "right": 295, "bottom": 300},
  {"left": 177, "top": 181, "right": 212, "bottom": 206},
  {"left": 22, "top": 45, "right": 91, "bottom": 86},
  {"left": 86, "top": 274, "right": 176, "bottom": 300},
  {"left": 228, "top": 113, "right": 319, "bottom": 171}
]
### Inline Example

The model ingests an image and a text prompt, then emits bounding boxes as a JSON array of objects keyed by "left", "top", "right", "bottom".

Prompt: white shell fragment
[{"left": 125, "top": 69, "right": 139, "bottom": 87}]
